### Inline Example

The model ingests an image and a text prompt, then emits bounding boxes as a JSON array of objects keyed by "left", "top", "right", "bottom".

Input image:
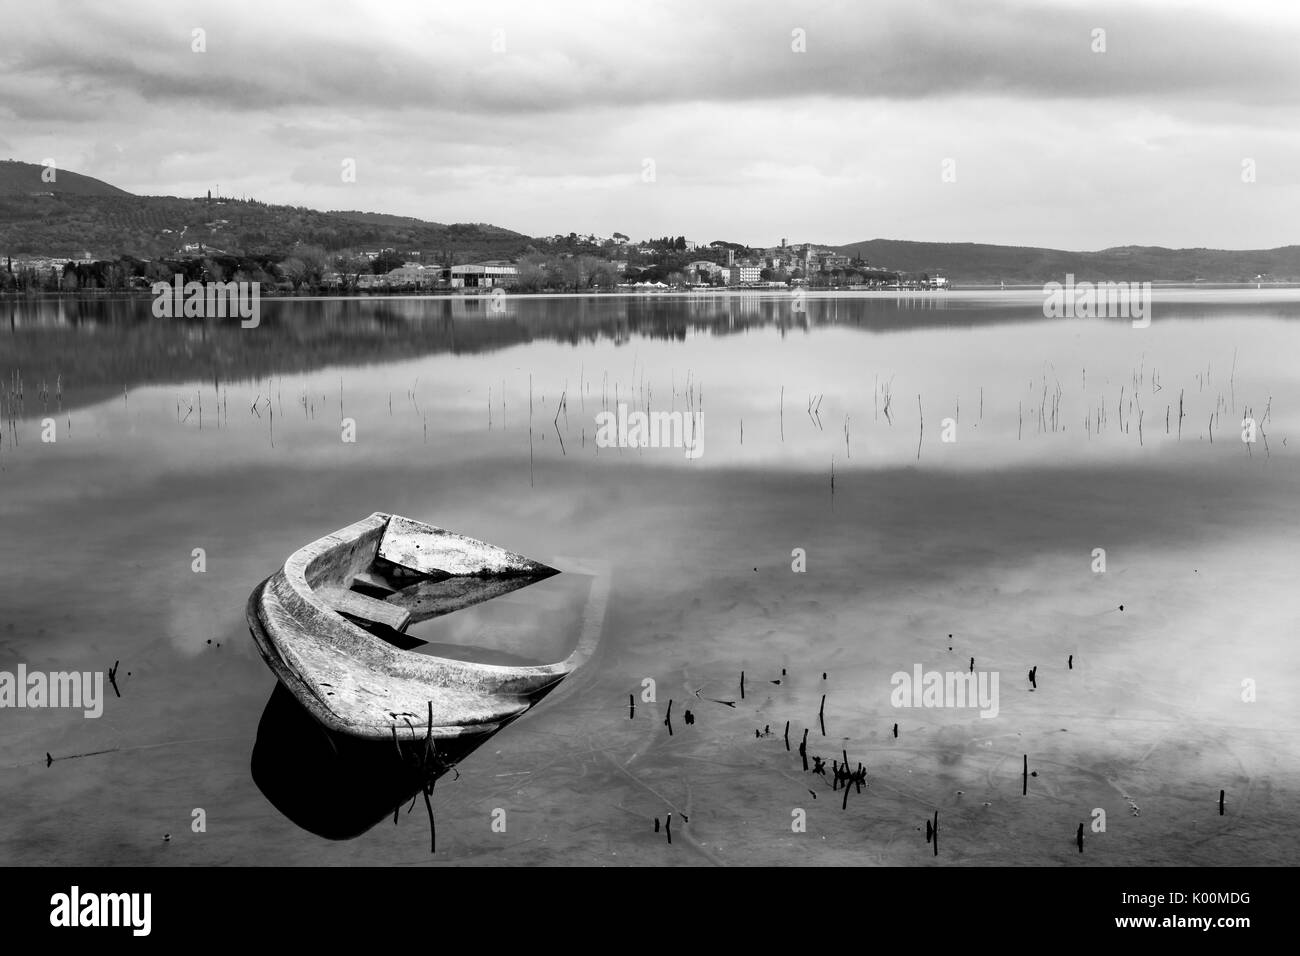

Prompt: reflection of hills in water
[{"left": 5, "top": 293, "right": 1293, "bottom": 414}]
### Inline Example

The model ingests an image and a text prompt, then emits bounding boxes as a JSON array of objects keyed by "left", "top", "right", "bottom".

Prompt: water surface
[{"left": 1, "top": 290, "right": 1297, "bottom": 865}]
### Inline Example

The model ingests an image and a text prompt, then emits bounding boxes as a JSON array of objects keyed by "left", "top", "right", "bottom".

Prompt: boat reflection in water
[{"left": 250, "top": 682, "right": 501, "bottom": 844}]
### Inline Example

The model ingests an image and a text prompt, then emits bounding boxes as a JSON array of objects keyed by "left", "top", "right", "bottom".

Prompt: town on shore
[{"left": 0, "top": 233, "right": 948, "bottom": 296}]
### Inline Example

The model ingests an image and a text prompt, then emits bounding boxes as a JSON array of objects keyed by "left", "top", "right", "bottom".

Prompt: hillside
[
  {"left": 0, "top": 161, "right": 532, "bottom": 261},
  {"left": 834, "top": 238, "right": 1300, "bottom": 283},
  {"left": 4, "top": 159, "right": 1296, "bottom": 279},
  {"left": 0, "top": 158, "right": 133, "bottom": 198}
]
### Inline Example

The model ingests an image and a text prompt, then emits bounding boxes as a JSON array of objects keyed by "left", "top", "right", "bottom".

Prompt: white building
[{"left": 447, "top": 263, "right": 518, "bottom": 288}]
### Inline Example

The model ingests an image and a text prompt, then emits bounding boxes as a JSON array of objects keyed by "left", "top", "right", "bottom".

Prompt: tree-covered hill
[{"left": 0, "top": 161, "right": 532, "bottom": 262}]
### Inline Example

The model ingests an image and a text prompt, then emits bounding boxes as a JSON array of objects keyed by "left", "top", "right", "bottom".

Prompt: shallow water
[{"left": 1, "top": 291, "right": 1297, "bottom": 865}]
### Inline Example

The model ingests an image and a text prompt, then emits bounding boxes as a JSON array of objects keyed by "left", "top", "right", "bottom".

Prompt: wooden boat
[{"left": 247, "top": 512, "right": 604, "bottom": 741}]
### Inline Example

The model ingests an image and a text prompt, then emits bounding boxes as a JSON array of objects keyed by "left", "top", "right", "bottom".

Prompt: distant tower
[
  {"left": 781, "top": 237, "right": 786, "bottom": 248},
  {"left": 206, "top": 189, "right": 211, "bottom": 201},
  {"left": 727, "top": 248, "right": 735, "bottom": 266}
]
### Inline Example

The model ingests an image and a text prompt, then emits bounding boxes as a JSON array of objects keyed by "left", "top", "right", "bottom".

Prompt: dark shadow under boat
[{"left": 251, "top": 681, "right": 501, "bottom": 842}]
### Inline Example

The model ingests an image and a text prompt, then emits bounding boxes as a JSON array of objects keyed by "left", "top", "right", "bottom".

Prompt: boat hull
[{"left": 247, "top": 512, "right": 606, "bottom": 741}]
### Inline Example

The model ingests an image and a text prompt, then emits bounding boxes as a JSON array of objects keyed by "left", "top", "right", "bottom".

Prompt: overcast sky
[{"left": 2, "top": 0, "right": 1297, "bottom": 249}]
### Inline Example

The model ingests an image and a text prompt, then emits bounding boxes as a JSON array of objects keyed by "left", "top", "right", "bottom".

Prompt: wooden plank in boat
[
  {"left": 377, "top": 514, "right": 557, "bottom": 578},
  {"left": 352, "top": 570, "right": 397, "bottom": 594},
  {"left": 384, "top": 574, "right": 549, "bottom": 623},
  {"left": 318, "top": 586, "right": 413, "bottom": 633}
]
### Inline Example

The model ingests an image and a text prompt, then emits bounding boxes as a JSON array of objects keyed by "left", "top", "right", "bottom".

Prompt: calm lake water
[{"left": 2, "top": 290, "right": 1298, "bottom": 866}]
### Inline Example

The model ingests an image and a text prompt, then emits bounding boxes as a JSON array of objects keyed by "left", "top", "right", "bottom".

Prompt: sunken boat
[{"left": 247, "top": 511, "right": 603, "bottom": 742}]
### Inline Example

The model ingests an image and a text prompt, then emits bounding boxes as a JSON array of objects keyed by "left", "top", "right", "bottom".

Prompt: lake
[{"left": 1, "top": 289, "right": 1298, "bottom": 866}]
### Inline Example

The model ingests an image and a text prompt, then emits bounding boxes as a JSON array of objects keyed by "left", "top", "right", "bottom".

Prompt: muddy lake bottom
[{"left": 1, "top": 291, "right": 1298, "bottom": 865}]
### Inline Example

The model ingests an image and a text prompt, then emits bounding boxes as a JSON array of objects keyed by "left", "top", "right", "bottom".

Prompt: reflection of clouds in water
[{"left": 167, "top": 591, "right": 254, "bottom": 657}]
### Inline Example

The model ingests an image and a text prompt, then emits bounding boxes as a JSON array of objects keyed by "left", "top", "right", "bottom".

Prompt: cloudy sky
[{"left": 2, "top": 0, "right": 1298, "bottom": 249}]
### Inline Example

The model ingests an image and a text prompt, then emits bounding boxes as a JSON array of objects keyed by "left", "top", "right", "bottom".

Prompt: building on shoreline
[{"left": 447, "top": 262, "right": 518, "bottom": 289}]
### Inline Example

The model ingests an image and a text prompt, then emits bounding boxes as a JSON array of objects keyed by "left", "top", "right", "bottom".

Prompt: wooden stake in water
[
  {"left": 916, "top": 394, "right": 923, "bottom": 460},
  {"left": 1023, "top": 754, "right": 1028, "bottom": 795}
]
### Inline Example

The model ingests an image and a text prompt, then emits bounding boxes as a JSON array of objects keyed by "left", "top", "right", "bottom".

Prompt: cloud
[
  {"left": 7, "top": 0, "right": 1300, "bottom": 114},
  {"left": 2, "top": 0, "right": 1298, "bottom": 247}
]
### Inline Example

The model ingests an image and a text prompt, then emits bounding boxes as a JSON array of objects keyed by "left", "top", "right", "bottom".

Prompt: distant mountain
[
  {"left": 833, "top": 239, "right": 1300, "bottom": 283},
  {"left": 0, "top": 161, "right": 532, "bottom": 261},
  {"left": 0, "top": 159, "right": 133, "bottom": 198},
  {"left": 5, "top": 158, "right": 1295, "bottom": 279}
]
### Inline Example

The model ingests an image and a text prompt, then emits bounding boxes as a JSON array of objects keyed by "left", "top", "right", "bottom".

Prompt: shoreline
[{"left": 6, "top": 282, "right": 1300, "bottom": 304}]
